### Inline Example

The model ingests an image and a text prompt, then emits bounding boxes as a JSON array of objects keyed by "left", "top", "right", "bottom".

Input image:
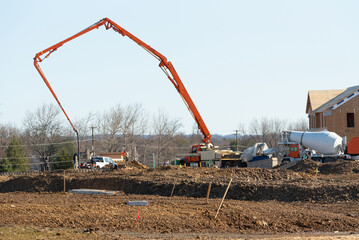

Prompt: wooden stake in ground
[
  {"left": 170, "top": 184, "right": 176, "bottom": 197},
  {"left": 63, "top": 170, "right": 66, "bottom": 192},
  {"left": 214, "top": 178, "right": 232, "bottom": 219},
  {"left": 206, "top": 182, "right": 212, "bottom": 204}
]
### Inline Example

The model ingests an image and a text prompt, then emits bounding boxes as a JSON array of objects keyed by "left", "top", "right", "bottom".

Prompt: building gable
[
  {"left": 307, "top": 85, "right": 359, "bottom": 142},
  {"left": 306, "top": 89, "right": 345, "bottom": 114},
  {"left": 313, "top": 85, "right": 359, "bottom": 114},
  {"left": 330, "top": 88, "right": 359, "bottom": 111}
]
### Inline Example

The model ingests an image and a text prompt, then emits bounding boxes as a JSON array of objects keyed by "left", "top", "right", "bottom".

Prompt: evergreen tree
[
  {"left": 0, "top": 158, "right": 13, "bottom": 172},
  {"left": 51, "top": 143, "right": 76, "bottom": 170},
  {"left": 0, "top": 136, "right": 29, "bottom": 172}
]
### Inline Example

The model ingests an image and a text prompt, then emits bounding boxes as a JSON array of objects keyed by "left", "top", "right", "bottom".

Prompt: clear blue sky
[{"left": 1, "top": 1, "right": 358, "bottom": 134}]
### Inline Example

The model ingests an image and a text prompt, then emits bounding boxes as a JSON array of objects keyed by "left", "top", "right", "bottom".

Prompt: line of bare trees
[
  {"left": 67, "top": 103, "right": 186, "bottom": 166},
  {"left": 0, "top": 103, "right": 188, "bottom": 170},
  {"left": 0, "top": 102, "right": 308, "bottom": 171},
  {"left": 232, "top": 117, "right": 308, "bottom": 151}
]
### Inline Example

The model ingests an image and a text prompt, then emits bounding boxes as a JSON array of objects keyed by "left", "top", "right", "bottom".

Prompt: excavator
[{"left": 34, "top": 18, "right": 243, "bottom": 168}]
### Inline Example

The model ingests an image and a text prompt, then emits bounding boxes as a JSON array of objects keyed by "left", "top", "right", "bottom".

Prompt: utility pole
[
  {"left": 91, "top": 126, "right": 96, "bottom": 157},
  {"left": 234, "top": 129, "right": 239, "bottom": 152}
]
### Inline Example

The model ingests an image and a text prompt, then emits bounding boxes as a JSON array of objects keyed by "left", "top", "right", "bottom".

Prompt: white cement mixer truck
[{"left": 279, "top": 130, "right": 359, "bottom": 163}]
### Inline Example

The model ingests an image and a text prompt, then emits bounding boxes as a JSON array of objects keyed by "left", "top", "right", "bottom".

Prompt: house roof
[
  {"left": 306, "top": 89, "right": 345, "bottom": 113},
  {"left": 99, "top": 152, "right": 124, "bottom": 160},
  {"left": 313, "top": 85, "right": 359, "bottom": 114}
]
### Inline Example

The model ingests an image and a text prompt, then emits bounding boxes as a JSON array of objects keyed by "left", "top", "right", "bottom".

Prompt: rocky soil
[{"left": 0, "top": 160, "right": 359, "bottom": 239}]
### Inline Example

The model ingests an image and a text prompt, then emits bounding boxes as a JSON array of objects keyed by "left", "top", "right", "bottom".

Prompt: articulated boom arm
[{"left": 34, "top": 18, "right": 212, "bottom": 144}]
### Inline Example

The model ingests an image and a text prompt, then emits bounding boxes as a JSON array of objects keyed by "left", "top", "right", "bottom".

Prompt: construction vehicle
[
  {"left": 279, "top": 130, "right": 359, "bottom": 163},
  {"left": 33, "top": 18, "right": 243, "bottom": 168},
  {"left": 178, "top": 144, "right": 244, "bottom": 168}
]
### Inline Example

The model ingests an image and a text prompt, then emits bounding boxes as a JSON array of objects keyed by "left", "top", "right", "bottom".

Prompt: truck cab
[
  {"left": 179, "top": 144, "right": 204, "bottom": 167},
  {"left": 278, "top": 142, "right": 310, "bottom": 164}
]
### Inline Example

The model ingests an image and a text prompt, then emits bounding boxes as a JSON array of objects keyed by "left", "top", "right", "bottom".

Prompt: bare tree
[
  {"left": 248, "top": 117, "right": 287, "bottom": 148},
  {"left": 268, "top": 118, "right": 287, "bottom": 148},
  {"left": 287, "top": 118, "right": 308, "bottom": 131},
  {"left": 96, "top": 105, "right": 123, "bottom": 153},
  {"left": 152, "top": 109, "right": 182, "bottom": 166},
  {"left": 73, "top": 113, "right": 95, "bottom": 140},
  {"left": 189, "top": 123, "right": 202, "bottom": 146},
  {"left": 70, "top": 113, "right": 95, "bottom": 153},
  {"left": 137, "top": 112, "right": 150, "bottom": 163},
  {"left": 96, "top": 103, "right": 144, "bottom": 156},
  {"left": 121, "top": 103, "right": 143, "bottom": 160},
  {"left": 249, "top": 117, "right": 270, "bottom": 143},
  {"left": 234, "top": 122, "right": 255, "bottom": 150},
  {"left": 23, "top": 103, "right": 64, "bottom": 163}
]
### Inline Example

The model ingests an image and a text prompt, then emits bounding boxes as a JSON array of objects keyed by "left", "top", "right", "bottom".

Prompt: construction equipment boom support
[{"left": 34, "top": 18, "right": 212, "bottom": 144}]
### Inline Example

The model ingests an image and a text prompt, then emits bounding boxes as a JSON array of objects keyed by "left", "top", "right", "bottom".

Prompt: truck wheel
[
  {"left": 222, "top": 161, "right": 231, "bottom": 168},
  {"left": 238, "top": 161, "right": 247, "bottom": 167},
  {"left": 179, "top": 159, "right": 189, "bottom": 166}
]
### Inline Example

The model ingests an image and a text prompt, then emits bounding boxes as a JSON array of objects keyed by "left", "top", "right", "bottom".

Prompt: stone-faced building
[{"left": 306, "top": 85, "right": 359, "bottom": 141}]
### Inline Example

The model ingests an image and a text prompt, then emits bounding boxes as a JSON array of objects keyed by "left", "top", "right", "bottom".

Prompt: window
[
  {"left": 290, "top": 147, "right": 298, "bottom": 152},
  {"left": 347, "top": 113, "right": 355, "bottom": 128},
  {"left": 94, "top": 157, "right": 104, "bottom": 162}
]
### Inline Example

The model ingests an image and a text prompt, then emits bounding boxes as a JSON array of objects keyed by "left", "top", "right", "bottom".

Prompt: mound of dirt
[
  {"left": 289, "top": 159, "right": 321, "bottom": 173},
  {"left": 319, "top": 160, "right": 359, "bottom": 174},
  {"left": 231, "top": 168, "right": 301, "bottom": 181},
  {"left": 0, "top": 169, "right": 355, "bottom": 202},
  {"left": 1, "top": 164, "right": 359, "bottom": 202},
  {"left": 0, "top": 174, "right": 64, "bottom": 192},
  {"left": 289, "top": 159, "right": 359, "bottom": 175},
  {"left": 154, "top": 165, "right": 177, "bottom": 171},
  {"left": 126, "top": 160, "right": 149, "bottom": 169}
]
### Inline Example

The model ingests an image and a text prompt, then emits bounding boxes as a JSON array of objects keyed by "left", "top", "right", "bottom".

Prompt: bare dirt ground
[{"left": 1, "top": 160, "right": 359, "bottom": 239}]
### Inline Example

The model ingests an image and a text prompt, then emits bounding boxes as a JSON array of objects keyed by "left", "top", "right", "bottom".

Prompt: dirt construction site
[{"left": 1, "top": 160, "right": 359, "bottom": 239}]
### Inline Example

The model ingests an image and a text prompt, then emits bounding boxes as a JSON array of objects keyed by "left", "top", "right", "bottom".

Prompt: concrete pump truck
[{"left": 34, "top": 18, "right": 244, "bottom": 168}]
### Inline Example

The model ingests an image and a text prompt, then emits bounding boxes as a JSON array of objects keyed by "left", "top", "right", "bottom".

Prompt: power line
[
  {"left": 1, "top": 160, "right": 73, "bottom": 166},
  {"left": 0, "top": 153, "right": 76, "bottom": 161},
  {"left": 0, "top": 138, "right": 93, "bottom": 149}
]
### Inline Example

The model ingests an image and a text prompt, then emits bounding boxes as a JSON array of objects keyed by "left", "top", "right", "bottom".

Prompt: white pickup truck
[{"left": 91, "top": 156, "right": 116, "bottom": 169}]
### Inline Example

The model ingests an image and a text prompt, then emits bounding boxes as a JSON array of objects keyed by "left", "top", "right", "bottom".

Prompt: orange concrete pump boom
[{"left": 34, "top": 18, "right": 212, "bottom": 144}]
